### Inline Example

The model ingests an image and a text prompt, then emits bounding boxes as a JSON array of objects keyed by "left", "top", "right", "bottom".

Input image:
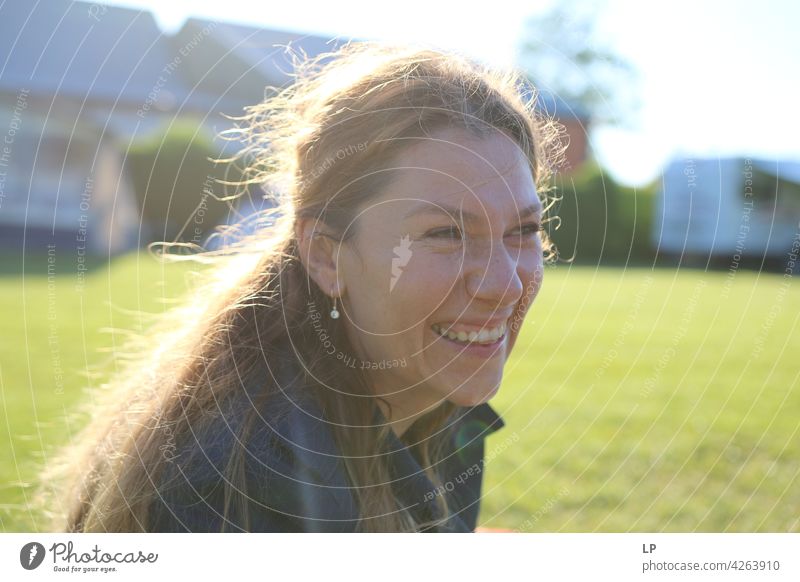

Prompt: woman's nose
[{"left": 463, "top": 240, "right": 526, "bottom": 308}]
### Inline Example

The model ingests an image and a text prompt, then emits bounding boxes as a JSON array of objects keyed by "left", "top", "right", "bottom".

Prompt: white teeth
[{"left": 432, "top": 321, "right": 507, "bottom": 345}]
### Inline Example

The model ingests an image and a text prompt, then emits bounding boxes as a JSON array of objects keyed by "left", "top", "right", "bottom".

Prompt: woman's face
[{"left": 336, "top": 126, "right": 544, "bottom": 418}]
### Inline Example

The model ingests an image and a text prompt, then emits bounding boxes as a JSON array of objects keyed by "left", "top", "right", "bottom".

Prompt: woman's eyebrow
[{"left": 403, "top": 202, "right": 542, "bottom": 223}]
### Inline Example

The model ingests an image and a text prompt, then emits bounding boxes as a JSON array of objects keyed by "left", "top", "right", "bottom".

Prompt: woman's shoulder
[
  {"left": 459, "top": 402, "right": 505, "bottom": 436},
  {"left": 150, "top": 364, "right": 360, "bottom": 532},
  {"left": 446, "top": 401, "right": 506, "bottom": 460},
  {"left": 421, "top": 402, "right": 506, "bottom": 531}
]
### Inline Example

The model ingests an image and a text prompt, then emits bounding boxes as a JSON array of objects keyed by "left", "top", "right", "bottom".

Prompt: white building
[{"left": 652, "top": 157, "right": 800, "bottom": 265}]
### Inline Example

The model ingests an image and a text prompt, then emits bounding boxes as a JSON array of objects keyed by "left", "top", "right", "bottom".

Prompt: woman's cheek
[
  {"left": 405, "top": 251, "right": 461, "bottom": 296},
  {"left": 506, "top": 269, "right": 542, "bottom": 354}
]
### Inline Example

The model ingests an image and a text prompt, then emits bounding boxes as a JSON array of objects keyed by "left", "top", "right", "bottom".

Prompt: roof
[
  {"left": 1, "top": 2, "right": 586, "bottom": 124},
  {"left": 535, "top": 90, "right": 590, "bottom": 120},
  {"left": 664, "top": 156, "right": 800, "bottom": 187},
  {"left": 0, "top": 0, "right": 187, "bottom": 106},
  {"left": 517, "top": 84, "right": 590, "bottom": 121},
  {"left": 170, "top": 18, "right": 349, "bottom": 111},
  {"left": 751, "top": 158, "right": 800, "bottom": 186}
]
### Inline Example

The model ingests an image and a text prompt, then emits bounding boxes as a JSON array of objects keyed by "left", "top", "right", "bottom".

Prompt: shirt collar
[{"left": 374, "top": 402, "right": 504, "bottom": 532}]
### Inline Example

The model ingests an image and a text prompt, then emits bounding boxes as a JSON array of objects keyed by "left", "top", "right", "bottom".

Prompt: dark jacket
[{"left": 149, "top": 357, "right": 505, "bottom": 533}]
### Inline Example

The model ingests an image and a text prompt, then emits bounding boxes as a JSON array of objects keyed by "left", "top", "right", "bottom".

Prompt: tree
[
  {"left": 518, "top": 2, "right": 639, "bottom": 127},
  {"left": 546, "top": 159, "right": 657, "bottom": 265},
  {"left": 127, "top": 120, "right": 241, "bottom": 246}
]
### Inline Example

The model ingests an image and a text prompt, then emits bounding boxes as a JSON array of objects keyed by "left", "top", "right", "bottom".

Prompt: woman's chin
[{"left": 444, "top": 380, "right": 501, "bottom": 408}]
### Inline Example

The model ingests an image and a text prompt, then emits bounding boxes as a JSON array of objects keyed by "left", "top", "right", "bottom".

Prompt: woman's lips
[
  {"left": 430, "top": 319, "right": 509, "bottom": 344},
  {"left": 430, "top": 324, "right": 508, "bottom": 358},
  {"left": 431, "top": 321, "right": 509, "bottom": 358}
]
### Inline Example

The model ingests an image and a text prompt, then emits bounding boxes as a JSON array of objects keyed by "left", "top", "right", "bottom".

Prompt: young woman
[{"left": 38, "top": 41, "right": 565, "bottom": 532}]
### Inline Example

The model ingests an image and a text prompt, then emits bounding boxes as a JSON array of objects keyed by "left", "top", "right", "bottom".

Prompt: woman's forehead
[
  {"left": 374, "top": 151, "right": 538, "bottom": 220},
  {"left": 382, "top": 128, "right": 535, "bottom": 198},
  {"left": 390, "top": 126, "right": 527, "bottom": 171}
]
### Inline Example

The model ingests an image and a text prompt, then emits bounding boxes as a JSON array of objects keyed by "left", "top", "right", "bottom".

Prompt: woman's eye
[
  {"left": 510, "top": 223, "right": 541, "bottom": 238},
  {"left": 425, "top": 223, "right": 540, "bottom": 242},
  {"left": 427, "top": 226, "right": 463, "bottom": 240}
]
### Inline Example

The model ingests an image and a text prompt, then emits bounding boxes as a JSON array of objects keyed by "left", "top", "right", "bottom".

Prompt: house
[
  {"left": 652, "top": 157, "right": 800, "bottom": 268},
  {"left": 0, "top": 0, "right": 189, "bottom": 255},
  {"left": 0, "top": 1, "right": 344, "bottom": 255},
  {"left": 170, "top": 18, "right": 343, "bottom": 114},
  {"left": 0, "top": 1, "right": 588, "bottom": 255},
  {"left": 534, "top": 90, "right": 591, "bottom": 173},
  {"left": 164, "top": 18, "right": 350, "bottom": 248}
]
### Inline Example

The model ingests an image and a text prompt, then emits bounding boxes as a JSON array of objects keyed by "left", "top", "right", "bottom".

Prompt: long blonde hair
[{"left": 36, "top": 41, "right": 566, "bottom": 532}]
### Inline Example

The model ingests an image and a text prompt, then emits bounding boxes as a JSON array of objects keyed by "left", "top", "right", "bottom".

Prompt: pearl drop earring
[{"left": 330, "top": 295, "right": 340, "bottom": 319}]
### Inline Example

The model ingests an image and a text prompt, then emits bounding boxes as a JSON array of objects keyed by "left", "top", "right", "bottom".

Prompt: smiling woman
[{"left": 36, "top": 40, "right": 566, "bottom": 533}]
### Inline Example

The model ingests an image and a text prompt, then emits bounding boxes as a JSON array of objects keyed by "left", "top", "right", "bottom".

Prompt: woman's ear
[{"left": 295, "top": 217, "right": 343, "bottom": 298}]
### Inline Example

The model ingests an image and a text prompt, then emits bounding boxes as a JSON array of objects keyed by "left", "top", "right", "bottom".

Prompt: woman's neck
[{"left": 374, "top": 392, "right": 444, "bottom": 439}]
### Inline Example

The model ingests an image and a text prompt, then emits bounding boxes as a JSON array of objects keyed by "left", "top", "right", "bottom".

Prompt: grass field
[{"left": 1, "top": 251, "right": 798, "bottom": 532}]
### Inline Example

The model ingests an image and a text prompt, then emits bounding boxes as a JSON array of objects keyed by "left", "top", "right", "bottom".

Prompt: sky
[{"left": 101, "top": 0, "right": 800, "bottom": 187}]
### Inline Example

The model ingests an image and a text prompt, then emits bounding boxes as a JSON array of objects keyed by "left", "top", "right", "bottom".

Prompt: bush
[
  {"left": 127, "top": 120, "right": 240, "bottom": 245},
  {"left": 546, "top": 160, "right": 656, "bottom": 265}
]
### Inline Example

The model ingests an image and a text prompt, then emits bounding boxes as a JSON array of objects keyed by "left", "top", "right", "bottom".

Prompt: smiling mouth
[{"left": 430, "top": 320, "right": 508, "bottom": 345}]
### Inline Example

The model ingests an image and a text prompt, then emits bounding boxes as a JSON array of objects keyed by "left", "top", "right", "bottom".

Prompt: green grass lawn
[{"left": 1, "top": 252, "right": 798, "bottom": 531}]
